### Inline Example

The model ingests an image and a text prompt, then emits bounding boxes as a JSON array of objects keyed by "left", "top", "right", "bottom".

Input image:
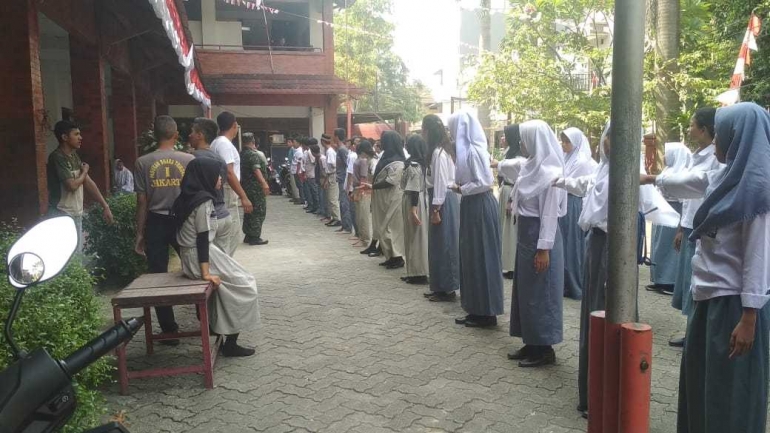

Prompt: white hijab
[
  {"left": 577, "top": 123, "right": 681, "bottom": 231},
  {"left": 516, "top": 120, "right": 565, "bottom": 200},
  {"left": 562, "top": 127, "right": 598, "bottom": 178},
  {"left": 578, "top": 123, "right": 611, "bottom": 231},
  {"left": 448, "top": 111, "right": 493, "bottom": 188}
]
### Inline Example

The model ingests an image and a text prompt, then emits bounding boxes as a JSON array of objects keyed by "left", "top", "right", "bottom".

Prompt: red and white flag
[{"left": 717, "top": 14, "right": 761, "bottom": 106}]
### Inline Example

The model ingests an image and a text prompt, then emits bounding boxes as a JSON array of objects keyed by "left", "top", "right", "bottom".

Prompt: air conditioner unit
[{"left": 271, "top": 134, "right": 285, "bottom": 144}]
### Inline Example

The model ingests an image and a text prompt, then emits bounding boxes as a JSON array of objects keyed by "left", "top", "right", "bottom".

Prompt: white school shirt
[
  {"left": 427, "top": 148, "right": 456, "bottom": 206},
  {"left": 325, "top": 147, "right": 337, "bottom": 175},
  {"left": 293, "top": 149, "right": 305, "bottom": 175},
  {"left": 656, "top": 145, "right": 722, "bottom": 229},
  {"left": 211, "top": 136, "right": 241, "bottom": 182},
  {"left": 499, "top": 157, "right": 562, "bottom": 249},
  {"left": 304, "top": 150, "right": 316, "bottom": 179},
  {"left": 345, "top": 151, "right": 358, "bottom": 192},
  {"left": 648, "top": 166, "right": 770, "bottom": 308}
]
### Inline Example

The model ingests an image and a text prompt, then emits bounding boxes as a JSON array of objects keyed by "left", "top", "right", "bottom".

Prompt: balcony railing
[{"left": 196, "top": 44, "right": 322, "bottom": 53}]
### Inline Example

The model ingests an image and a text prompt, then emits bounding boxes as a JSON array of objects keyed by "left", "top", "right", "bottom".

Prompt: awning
[{"left": 203, "top": 74, "right": 365, "bottom": 96}]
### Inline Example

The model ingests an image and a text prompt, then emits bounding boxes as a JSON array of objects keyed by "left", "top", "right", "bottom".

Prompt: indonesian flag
[{"left": 719, "top": 14, "right": 761, "bottom": 106}]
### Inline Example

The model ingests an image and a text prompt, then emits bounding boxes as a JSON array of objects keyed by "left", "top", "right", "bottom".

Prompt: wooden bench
[{"left": 111, "top": 272, "right": 222, "bottom": 395}]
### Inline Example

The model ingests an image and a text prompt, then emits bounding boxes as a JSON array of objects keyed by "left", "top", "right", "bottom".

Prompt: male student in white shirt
[{"left": 211, "top": 111, "right": 253, "bottom": 255}]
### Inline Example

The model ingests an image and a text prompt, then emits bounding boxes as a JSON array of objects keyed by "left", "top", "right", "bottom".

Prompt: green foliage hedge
[
  {"left": 0, "top": 222, "right": 112, "bottom": 432},
  {"left": 83, "top": 193, "right": 146, "bottom": 284}
]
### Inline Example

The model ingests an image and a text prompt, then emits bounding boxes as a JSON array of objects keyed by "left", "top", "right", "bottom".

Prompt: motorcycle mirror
[
  {"left": 7, "top": 216, "right": 78, "bottom": 289},
  {"left": 8, "top": 253, "right": 45, "bottom": 287}
]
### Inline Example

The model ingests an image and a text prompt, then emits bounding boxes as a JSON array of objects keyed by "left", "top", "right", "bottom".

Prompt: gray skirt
[
  {"left": 459, "top": 190, "right": 504, "bottom": 316},
  {"left": 678, "top": 296, "right": 770, "bottom": 433},
  {"left": 578, "top": 228, "right": 608, "bottom": 409},
  {"left": 558, "top": 194, "right": 586, "bottom": 300},
  {"left": 428, "top": 188, "right": 460, "bottom": 293},
  {"left": 510, "top": 215, "right": 564, "bottom": 345},
  {"left": 650, "top": 201, "right": 683, "bottom": 285},
  {"left": 672, "top": 227, "right": 695, "bottom": 315}
]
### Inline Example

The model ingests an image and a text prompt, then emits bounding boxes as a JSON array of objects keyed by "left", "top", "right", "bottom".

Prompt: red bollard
[
  {"left": 588, "top": 311, "right": 606, "bottom": 433},
  {"left": 603, "top": 321, "right": 622, "bottom": 433},
  {"left": 619, "top": 323, "right": 653, "bottom": 433}
]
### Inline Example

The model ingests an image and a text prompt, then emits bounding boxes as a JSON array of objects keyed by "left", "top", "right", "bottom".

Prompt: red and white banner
[
  {"left": 148, "top": 0, "right": 211, "bottom": 108},
  {"left": 717, "top": 14, "right": 761, "bottom": 106}
]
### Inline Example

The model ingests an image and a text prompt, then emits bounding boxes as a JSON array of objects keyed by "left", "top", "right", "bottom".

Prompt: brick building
[{"left": 1, "top": 0, "right": 357, "bottom": 224}]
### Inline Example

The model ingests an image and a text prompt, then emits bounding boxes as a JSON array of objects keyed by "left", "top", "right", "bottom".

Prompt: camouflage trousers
[{"left": 243, "top": 189, "right": 267, "bottom": 240}]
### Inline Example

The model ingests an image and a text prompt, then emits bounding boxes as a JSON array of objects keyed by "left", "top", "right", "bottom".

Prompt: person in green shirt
[
  {"left": 240, "top": 133, "right": 270, "bottom": 245},
  {"left": 47, "top": 120, "right": 113, "bottom": 252}
]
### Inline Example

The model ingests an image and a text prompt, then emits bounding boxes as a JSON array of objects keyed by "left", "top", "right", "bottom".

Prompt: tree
[
  {"left": 334, "top": 0, "right": 426, "bottom": 122},
  {"left": 477, "top": 0, "right": 494, "bottom": 144},
  {"left": 467, "top": 0, "right": 614, "bottom": 141},
  {"left": 651, "top": 0, "right": 682, "bottom": 173}
]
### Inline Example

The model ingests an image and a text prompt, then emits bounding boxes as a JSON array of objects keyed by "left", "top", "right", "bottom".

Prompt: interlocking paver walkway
[{"left": 106, "top": 195, "right": 691, "bottom": 433}]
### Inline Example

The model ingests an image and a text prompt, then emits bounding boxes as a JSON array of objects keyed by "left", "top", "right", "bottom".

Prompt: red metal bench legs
[
  {"left": 113, "top": 306, "right": 130, "bottom": 395},
  {"left": 198, "top": 300, "right": 215, "bottom": 389},
  {"left": 143, "top": 307, "right": 154, "bottom": 356}
]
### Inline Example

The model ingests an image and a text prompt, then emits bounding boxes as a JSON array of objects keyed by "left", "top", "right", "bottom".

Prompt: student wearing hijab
[
  {"left": 645, "top": 102, "right": 770, "bottom": 433},
  {"left": 557, "top": 122, "right": 680, "bottom": 417},
  {"left": 495, "top": 120, "right": 566, "bottom": 366},
  {"left": 352, "top": 140, "right": 375, "bottom": 249},
  {"left": 642, "top": 108, "right": 722, "bottom": 347},
  {"left": 172, "top": 158, "right": 260, "bottom": 357},
  {"left": 371, "top": 131, "right": 407, "bottom": 269},
  {"left": 559, "top": 127, "right": 598, "bottom": 300},
  {"left": 422, "top": 114, "right": 460, "bottom": 302},
  {"left": 498, "top": 125, "right": 522, "bottom": 280},
  {"left": 400, "top": 135, "right": 430, "bottom": 285},
  {"left": 448, "top": 111, "right": 504, "bottom": 328},
  {"left": 647, "top": 142, "right": 692, "bottom": 295}
]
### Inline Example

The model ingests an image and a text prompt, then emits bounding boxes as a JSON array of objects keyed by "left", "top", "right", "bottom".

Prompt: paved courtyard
[{"left": 106, "top": 195, "right": 690, "bottom": 433}]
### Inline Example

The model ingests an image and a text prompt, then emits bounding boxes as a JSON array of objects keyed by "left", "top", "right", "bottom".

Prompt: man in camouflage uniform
[{"left": 240, "top": 133, "right": 270, "bottom": 245}]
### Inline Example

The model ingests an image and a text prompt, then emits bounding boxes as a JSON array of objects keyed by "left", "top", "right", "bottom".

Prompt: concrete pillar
[
  {"left": 111, "top": 71, "right": 138, "bottom": 171},
  {"left": 324, "top": 95, "right": 339, "bottom": 136},
  {"left": 201, "top": 0, "right": 217, "bottom": 46},
  {"left": 70, "top": 36, "right": 110, "bottom": 192},
  {"left": 135, "top": 87, "right": 156, "bottom": 139},
  {"left": 0, "top": 0, "right": 48, "bottom": 223}
]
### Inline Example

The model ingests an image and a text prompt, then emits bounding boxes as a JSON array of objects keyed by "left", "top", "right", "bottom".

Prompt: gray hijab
[{"left": 691, "top": 102, "right": 770, "bottom": 239}]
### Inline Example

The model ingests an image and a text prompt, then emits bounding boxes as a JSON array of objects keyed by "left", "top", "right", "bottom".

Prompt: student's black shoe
[
  {"left": 464, "top": 316, "right": 497, "bottom": 328},
  {"left": 507, "top": 345, "right": 532, "bottom": 360},
  {"left": 669, "top": 336, "right": 685, "bottom": 347},
  {"left": 249, "top": 238, "right": 269, "bottom": 246},
  {"left": 577, "top": 405, "right": 588, "bottom": 419},
  {"left": 519, "top": 347, "right": 556, "bottom": 367},
  {"left": 379, "top": 258, "right": 395, "bottom": 266},
  {"left": 328, "top": 221, "right": 342, "bottom": 227},
  {"left": 222, "top": 343, "right": 256, "bottom": 357},
  {"left": 404, "top": 276, "right": 428, "bottom": 285},
  {"left": 454, "top": 315, "right": 473, "bottom": 325},
  {"left": 503, "top": 271, "right": 515, "bottom": 280},
  {"left": 385, "top": 257, "right": 405, "bottom": 269},
  {"left": 661, "top": 286, "right": 674, "bottom": 296},
  {"left": 428, "top": 292, "right": 456, "bottom": 302},
  {"left": 361, "top": 247, "right": 375, "bottom": 255},
  {"left": 243, "top": 236, "right": 253, "bottom": 244},
  {"left": 368, "top": 250, "right": 382, "bottom": 257}
]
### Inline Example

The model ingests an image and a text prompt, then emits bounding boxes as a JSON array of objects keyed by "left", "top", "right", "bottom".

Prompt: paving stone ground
[{"left": 105, "top": 195, "right": 692, "bottom": 433}]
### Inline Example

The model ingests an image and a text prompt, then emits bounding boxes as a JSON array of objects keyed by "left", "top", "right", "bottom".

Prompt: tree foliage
[
  {"left": 334, "top": 0, "right": 426, "bottom": 122},
  {"left": 467, "top": 0, "right": 770, "bottom": 143}
]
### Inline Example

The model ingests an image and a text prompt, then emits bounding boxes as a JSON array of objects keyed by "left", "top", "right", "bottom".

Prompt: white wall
[
  {"left": 198, "top": 0, "right": 243, "bottom": 49},
  {"left": 311, "top": 107, "right": 324, "bottom": 139},
  {"left": 170, "top": 105, "right": 313, "bottom": 120},
  {"left": 189, "top": 20, "right": 203, "bottom": 45}
]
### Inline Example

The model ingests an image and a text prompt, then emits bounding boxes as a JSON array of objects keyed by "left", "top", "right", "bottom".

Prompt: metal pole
[
  {"left": 603, "top": 2, "right": 645, "bottom": 432},
  {"left": 607, "top": 0, "right": 644, "bottom": 326}
]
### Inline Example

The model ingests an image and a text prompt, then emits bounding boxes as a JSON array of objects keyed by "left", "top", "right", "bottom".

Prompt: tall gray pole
[{"left": 607, "top": 0, "right": 645, "bottom": 325}]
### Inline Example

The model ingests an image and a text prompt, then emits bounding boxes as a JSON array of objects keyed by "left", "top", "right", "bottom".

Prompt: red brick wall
[
  {"left": 70, "top": 36, "right": 110, "bottom": 193},
  {"left": 0, "top": 0, "right": 49, "bottom": 224},
  {"left": 111, "top": 72, "right": 138, "bottom": 171},
  {"left": 136, "top": 87, "right": 156, "bottom": 139},
  {"left": 198, "top": 51, "right": 329, "bottom": 76},
  {"left": 324, "top": 95, "right": 339, "bottom": 135}
]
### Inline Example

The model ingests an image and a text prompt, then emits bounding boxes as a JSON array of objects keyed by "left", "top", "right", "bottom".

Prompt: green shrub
[
  {"left": 0, "top": 221, "right": 112, "bottom": 432},
  {"left": 83, "top": 193, "right": 146, "bottom": 284}
]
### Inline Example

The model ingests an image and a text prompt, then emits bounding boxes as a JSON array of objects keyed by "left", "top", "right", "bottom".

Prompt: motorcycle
[
  {"left": 0, "top": 216, "right": 143, "bottom": 433},
  {"left": 266, "top": 158, "right": 283, "bottom": 196},
  {"left": 279, "top": 157, "right": 291, "bottom": 197}
]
